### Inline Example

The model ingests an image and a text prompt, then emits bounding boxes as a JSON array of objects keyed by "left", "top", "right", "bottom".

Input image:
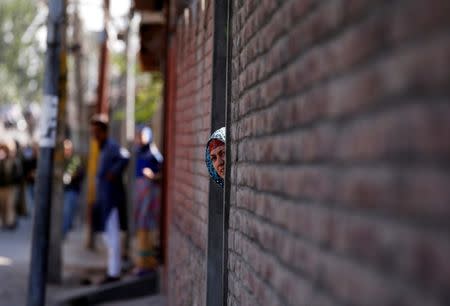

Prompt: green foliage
[
  {"left": 112, "top": 52, "right": 163, "bottom": 124},
  {"left": 0, "top": 0, "right": 44, "bottom": 106},
  {"left": 111, "top": 52, "right": 127, "bottom": 75},
  {"left": 134, "top": 72, "right": 163, "bottom": 124}
]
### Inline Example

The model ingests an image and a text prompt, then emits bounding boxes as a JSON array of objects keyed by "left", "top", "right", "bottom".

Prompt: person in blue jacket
[{"left": 90, "top": 114, "right": 129, "bottom": 284}]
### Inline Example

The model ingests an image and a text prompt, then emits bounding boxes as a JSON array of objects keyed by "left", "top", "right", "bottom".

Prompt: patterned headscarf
[{"left": 205, "top": 127, "right": 225, "bottom": 187}]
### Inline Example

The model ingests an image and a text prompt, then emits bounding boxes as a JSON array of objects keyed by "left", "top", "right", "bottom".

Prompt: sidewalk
[
  {"left": 0, "top": 217, "right": 32, "bottom": 306},
  {"left": 0, "top": 217, "right": 165, "bottom": 306}
]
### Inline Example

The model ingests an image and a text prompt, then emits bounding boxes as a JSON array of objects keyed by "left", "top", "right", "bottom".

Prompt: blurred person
[
  {"left": 22, "top": 142, "right": 38, "bottom": 215},
  {"left": 12, "top": 139, "right": 26, "bottom": 217},
  {"left": 90, "top": 114, "right": 129, "bottom": 284},
  {"left": 62, "top": 139, "right": 84, "bottom": 238},
  {"left": 7, "top": 139, "right": 22, "bottom": 227},
  {"left": 23, "top": 103, "right": 40, "bottom": 140},
  {"left": 10, "top": 140, "right": 23, "bottom": 221},
  {"left": 132, "top": 126, "right": 163, "bottom": 276},
  {"left": 0, "top": 138, "right": 21, "bottom": 230},
  {"left": 205, "top": 127, "right": 226, "bottom": 188}
]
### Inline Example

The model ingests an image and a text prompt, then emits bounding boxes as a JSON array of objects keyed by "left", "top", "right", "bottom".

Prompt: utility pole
[
  {"left": 97, "top": 0, "right": 110, "bottom": 115},
  {"left": 27, "top": 0, "right": 65, "bottom": 305},
  {"left": 124, "top": 9, "right": 140, "bottom": 265},
  {"left": 47, "top": 3, "right": 68, "bottom": 283},
  {"left": 125, "top": 12, "right": 139, "bottom": 145},
  {"left": 71, "top": 0, "right": 92, "bottom": 251},
  {"left": 72, "top": 1, "right": 86, "bottom": 155},
  {"left": 85, "top": 0, "right": 110, "bottom": 248}
]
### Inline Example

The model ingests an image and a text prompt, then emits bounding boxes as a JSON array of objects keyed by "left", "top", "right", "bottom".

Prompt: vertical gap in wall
[
  {"left": 223, "top": 0, "right": 233, "bottom": 305},
  {"left": 206, "top": 0, "right": 229, "bottom": 305}
]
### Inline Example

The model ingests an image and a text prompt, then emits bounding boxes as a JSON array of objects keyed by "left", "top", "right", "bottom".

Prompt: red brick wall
[
  {"left": 228, "top": 1, "right": 450, "bottom": 306},
  {"left": 166, "top": 1, "right": 214, "bottom": 305}
]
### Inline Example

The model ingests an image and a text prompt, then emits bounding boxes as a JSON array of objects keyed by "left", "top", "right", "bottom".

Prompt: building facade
[{"left": 156, "top": 1, "right": 450, "bottom": 305}]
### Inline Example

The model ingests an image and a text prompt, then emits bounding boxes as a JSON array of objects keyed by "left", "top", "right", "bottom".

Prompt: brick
[
  {"left": 237, "top": 164, "right": 335, "bottom": 201},
  {"left": 166, "top": 1, "right": 214, "bottom": 303},
  {"left": 331, "top": 213, "right": 450, "bottom": 296},
  {"left": 319, "top": 251, "right": 442, "bottom": 306},
  {"left": 167, "top": 1, "right": 450, "bottom": 305},
  {"left": 237, "top": 124, "right": 335, "bottom": 163},
  {"left": 388, "top": 0, "right": 450, "bottom": 43},
  {"left": 335, "top": 103, "right": 450, "bottom": 162},
  {"left": 335, "top": 166, "right": 450, "bottom": 222}
]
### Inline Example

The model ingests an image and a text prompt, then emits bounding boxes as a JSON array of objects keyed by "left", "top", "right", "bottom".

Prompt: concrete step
[
  {"left": 97, "top": 295, "right": 166, "bottom": 306},
  {"left": 53, "top": 272, "right": 158, "bottom": 306}
]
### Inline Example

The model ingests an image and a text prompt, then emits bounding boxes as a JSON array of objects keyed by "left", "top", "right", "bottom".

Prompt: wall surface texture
[
  {"left": 166, "top": 0, "right": 450, "bottom": 305},
  {"left": 227, "top": 0, "right": 450, "bottom": 306},
  {"left": 166, "top": 1, "right": 214, "bottom": 306}
]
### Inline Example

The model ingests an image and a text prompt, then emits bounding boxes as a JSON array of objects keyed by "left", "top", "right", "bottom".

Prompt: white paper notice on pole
[{"left": 38, "top": 95, "right": 58, "bottom": 148}]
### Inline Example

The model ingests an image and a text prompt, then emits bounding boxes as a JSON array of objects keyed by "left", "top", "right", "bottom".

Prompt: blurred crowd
[
  {"left": 0, "top": 104, "right": 87, "bottom": 236},
  {"left": 0, "top": 105, "right": 166, "bottom": 284},
  {"left": 0, "top": 104, "right": 39, "bottom": 230}
]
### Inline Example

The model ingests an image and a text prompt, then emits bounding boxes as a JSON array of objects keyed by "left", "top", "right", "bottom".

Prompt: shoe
[
  {"left": 98, "top": 275, "right": 121, "bottom": 285},
  {"left": 121, "top": 256, "right": 133, "bottom": 273},
  {"left": 80, "top": 278, "right": 92, "bottom": 286},
  {"left": 132, "top": 268, "right": 156, "bottom": 277},
  {"left": 5, "top": 222, "right": 18, "bottom": 231}
]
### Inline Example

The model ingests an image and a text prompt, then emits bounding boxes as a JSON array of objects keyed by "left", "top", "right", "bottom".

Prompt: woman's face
[{"left": 210, "top": 144, "right": 225, "bottom": 179}]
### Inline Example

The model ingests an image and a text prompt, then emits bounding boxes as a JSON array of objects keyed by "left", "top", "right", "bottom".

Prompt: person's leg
[
  {"left": 15, "top": 182, "right": 26, "bottom": 216},
  {"left": 0, "top": 188, "right": 6, "bottom": 227},
  {"left": 5, "top": 186, "right": 16, "bottom": 228},
  {"left": 63, "top": 190, "right": 79, "bottom": 236},
  {"left": 69, "top": 191, "right": 80, "bottom": 230},
  {"left": 135, "top": 229, "right": 158, "bottom": 273},
  {"left": 133, "top": 181, "right": 160, "bottom": 274},
  {"left": 102, "top": 208, "right": 121, "bottom": 278},
  {"left": 62, "top": 191, "right": 71, "bottom": 236},
  {"left": 25, "top": 183, "right": 34, "bottom": 216}
]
